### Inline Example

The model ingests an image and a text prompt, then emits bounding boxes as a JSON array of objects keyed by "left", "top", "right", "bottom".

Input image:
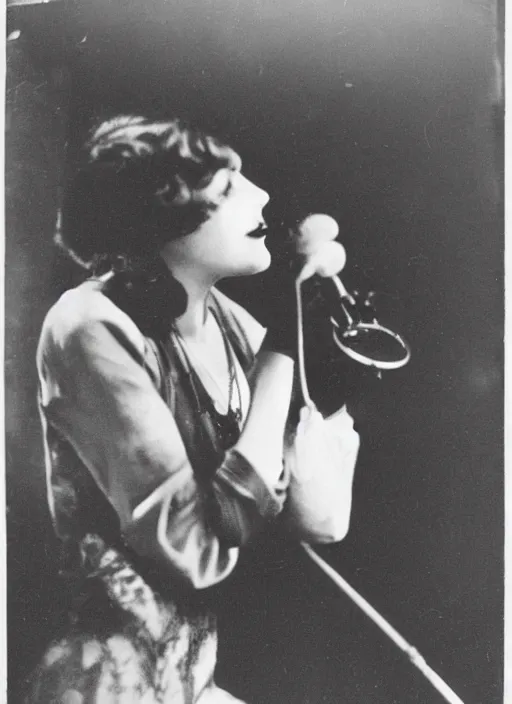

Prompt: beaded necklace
[{"left": 171, "top": 307, "right": 243, "bottom": 451}]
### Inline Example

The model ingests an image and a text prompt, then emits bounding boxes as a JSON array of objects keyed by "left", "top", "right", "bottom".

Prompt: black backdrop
[{"left": 6, "top": 1, "right": 503, "bottom": 702}]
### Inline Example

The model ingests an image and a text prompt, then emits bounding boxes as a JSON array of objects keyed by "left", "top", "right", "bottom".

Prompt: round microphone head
[
  {"left": 294, "top": 213, "right": 339, "bottom": 255},
  {"left": 297, "top": 240, "right": 347, "bottom": 281},
  {"left": 311, "top": 241, "right": 347, "bottom": 277}
]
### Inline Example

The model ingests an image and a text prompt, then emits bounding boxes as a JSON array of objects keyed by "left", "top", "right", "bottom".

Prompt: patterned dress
[{"left": 29, "top": 279, "right": 290, "bottom": 704}]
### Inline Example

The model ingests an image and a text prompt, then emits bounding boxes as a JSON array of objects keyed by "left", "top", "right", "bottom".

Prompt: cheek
[{"left": 191, "top": 210, "right": 271, "bottom": 274}]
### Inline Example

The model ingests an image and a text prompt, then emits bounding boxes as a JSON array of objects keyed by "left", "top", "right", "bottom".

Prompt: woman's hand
[{"left": 284, "top": 403, "right": 360, "bottom": 544}]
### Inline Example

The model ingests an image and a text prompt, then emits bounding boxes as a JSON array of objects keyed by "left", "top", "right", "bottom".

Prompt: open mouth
[{"left": 246, "top": 223, "right": 269, "bottom": 239}]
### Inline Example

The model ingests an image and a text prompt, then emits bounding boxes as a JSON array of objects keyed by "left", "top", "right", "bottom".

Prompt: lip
[{"left": 246, "top": 223, "right": 269, "bottom": 239}]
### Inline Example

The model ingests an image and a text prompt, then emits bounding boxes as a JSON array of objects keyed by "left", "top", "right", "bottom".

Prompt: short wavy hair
[{"left": 58, "top": 115, "right": 242, "bottom": 269}]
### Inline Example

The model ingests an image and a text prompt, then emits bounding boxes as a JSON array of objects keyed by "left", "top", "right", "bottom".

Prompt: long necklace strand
[{"left": 172, "top": 316, "right": 241, "bottom": 418}]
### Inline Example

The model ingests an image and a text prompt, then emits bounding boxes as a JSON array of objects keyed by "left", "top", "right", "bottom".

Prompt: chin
[
  {"left": 220, "top": 245, "right": 271, "bottom": 279},
  {"left": 244, "top": 248, "right": 272, "bottom": 275}
]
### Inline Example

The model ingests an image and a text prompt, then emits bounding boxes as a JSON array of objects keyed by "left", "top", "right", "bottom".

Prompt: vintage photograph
[{"left": 5, "top": 1, "right": 503, "bottom": 702}]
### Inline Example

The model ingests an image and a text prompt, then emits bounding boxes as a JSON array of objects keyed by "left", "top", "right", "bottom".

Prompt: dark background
[{"left": 6, "top": 1, "right": 503, "bottom": 702}]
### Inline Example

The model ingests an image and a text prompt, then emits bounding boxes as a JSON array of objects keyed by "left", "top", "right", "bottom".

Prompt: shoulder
[
  {"left": 211, "top": 287, "right": 266, "bottom": 355},
  {"left": 38, "top": 279, "right": 146, "bottom": 363}
]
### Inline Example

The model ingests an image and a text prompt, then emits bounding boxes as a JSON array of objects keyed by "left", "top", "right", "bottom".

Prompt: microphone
[
  {"left": 291, "top": 213, "right": 411, "bottom": 371},
  {"left": 292, "top": 213, "right": 354, "bottom": 302}
]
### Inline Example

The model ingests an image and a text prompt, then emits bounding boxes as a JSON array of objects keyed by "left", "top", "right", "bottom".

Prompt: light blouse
[{"left": 33, "top": 278, "right": 290, "bottom": 703}]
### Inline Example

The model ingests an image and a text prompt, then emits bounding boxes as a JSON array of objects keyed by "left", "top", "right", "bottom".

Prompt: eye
[
  {"left": 204, "top": 167, "right": 237, "bottom": 203},
  {"left": 221, "top": 170, "right": 237, "bottom": 198},
  {"left": 222, "top": 180, "right": 233, "bottom": 197}
]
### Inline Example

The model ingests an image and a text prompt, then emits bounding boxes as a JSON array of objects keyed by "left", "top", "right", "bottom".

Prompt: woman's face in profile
[{"left": 164, "top": 167, "right": 271, "bottom": 281}]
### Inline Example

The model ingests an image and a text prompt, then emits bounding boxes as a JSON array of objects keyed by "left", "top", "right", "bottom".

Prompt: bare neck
[{"left": 162, "top": 259, "right": 218, "bottom": 341}]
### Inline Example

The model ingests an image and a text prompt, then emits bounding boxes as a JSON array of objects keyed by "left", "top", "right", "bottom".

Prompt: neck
[{"left": 160, "top": 255, "right": 217, "bottom": 340}]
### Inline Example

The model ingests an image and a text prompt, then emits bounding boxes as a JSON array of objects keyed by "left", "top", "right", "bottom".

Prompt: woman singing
[{"left": 30, "top": 115, "right": 358, "bottom": 703}]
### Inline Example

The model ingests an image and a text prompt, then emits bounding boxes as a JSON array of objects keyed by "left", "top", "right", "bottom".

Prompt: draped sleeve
[{"left": 37, "top": 284, "right": 288, "bottom": 590}]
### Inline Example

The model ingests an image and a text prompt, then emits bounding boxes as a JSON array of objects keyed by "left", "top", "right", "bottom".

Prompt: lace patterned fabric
[{"left": 28, "top": 533, "right": 233, "bottom": 704}]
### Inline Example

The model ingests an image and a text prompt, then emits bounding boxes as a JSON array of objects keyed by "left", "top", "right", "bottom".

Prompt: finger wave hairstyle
[{"left": 58, "top": 115, "right": 242, "bottom": 270}]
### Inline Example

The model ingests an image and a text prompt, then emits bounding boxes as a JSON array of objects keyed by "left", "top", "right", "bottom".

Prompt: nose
[
  {"left": 259, "top": 185, "right": 270, "bottom": 208},
  {"left": 243, "top": 174, "right": 270, "bottom": 208},
  {"left": 252, "top": 181, "right": 270, "bottom": 208}
]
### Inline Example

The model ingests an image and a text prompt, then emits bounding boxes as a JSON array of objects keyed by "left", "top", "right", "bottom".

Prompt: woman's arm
[
  {"left": 214, "top": 286, "right": 359, "bottom": 546},
  {"left": 38, "top": 288, "right": 293, "bottom": 589},
  {"left": 235, "top": 350, "right": 294, "bottom": 485},
  {"left": 211, "top": 287, "right": 295, "bottom": 488}
]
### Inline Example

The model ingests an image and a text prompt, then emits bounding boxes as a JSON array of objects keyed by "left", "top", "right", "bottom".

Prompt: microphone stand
[
  {"left": 301, "top": 543, "right": 466, "bottom": 704},
  {"left": 295, "top": 276, "right": 466, "bottom": 704}
]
